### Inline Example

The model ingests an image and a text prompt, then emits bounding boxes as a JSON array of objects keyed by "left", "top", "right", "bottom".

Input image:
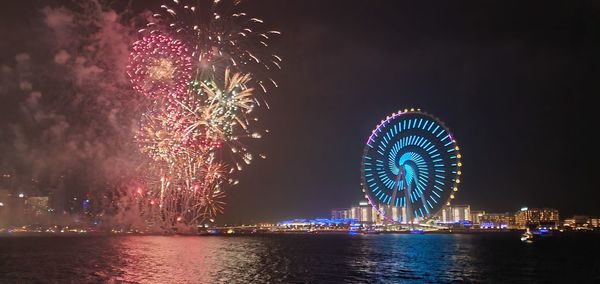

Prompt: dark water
[{"left": 1, "top": 232, "right": 599, "bottom": 283}]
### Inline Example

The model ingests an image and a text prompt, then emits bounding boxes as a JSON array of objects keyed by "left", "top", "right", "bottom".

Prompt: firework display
[
  {"left": 146, "top": 0, "right": 282, "bottom": 96},
  {"left": 128, "top": 33, "right": 193, "bottom": 105},
  {"left": 128, "top": 0, "right": 279, "bottom": 228}
]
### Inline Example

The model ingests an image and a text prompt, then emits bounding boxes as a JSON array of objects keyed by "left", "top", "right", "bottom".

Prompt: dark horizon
[
  {"left": 1, "top": 0, "right": 598, "bottom": 225},
  {"left": 224, "top": 0, "right": 599, "bottom": 223}
]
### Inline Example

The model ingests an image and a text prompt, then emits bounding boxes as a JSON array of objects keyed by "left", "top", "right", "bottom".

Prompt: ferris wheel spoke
[{"left": 361, "top": 109, "right": 462, "bottom": 226}]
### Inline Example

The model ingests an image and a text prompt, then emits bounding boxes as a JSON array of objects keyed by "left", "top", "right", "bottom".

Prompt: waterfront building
[
  {"left": 590, "top": 218, "right": 600, "bottom": 228},
  {"left": 49, "top": 176, "right": 66, "bottom": 214},
  {"left": 563, "top": 218, "right": 575, "bottom": 228},
  {"left": 515, "top": 207, "right": 559, "bottom": 229},
  {"left": 349, "top": 201, "right": 380, "bottom": 224},
  {"left": 470, "top": 210, "right": 485, "bottom": 226},
  {"left": 563, "top": 216, "right": 599, "bottom": 229},
  {"left": 479, "top": 212, "right": 513, "bottom": 229},
  {"left": 0, "top": 189, "right": 9, "bottom": 227},
  {"left": 331, "top": 208, "right": 350, "bottom": 219},
  {"left": 332, "top": 201, "right": 384, "bottom": 225},
  {"left": 439, "top": 205, "right": 471, "bottom": 223},
  {"left": 1, "top": 172, "right": 15, "bottom": 190},
  {"left": 277, "top": 218, "right": 355, "bottom": 231}
]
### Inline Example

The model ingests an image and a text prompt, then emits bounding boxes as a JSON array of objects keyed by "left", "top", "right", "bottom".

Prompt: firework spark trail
[
  {"left": 128, "top": 0, "right": 279, "bottom": 229},
  {"left": 127, "top": 33, "right": 193, "bottom": 108},
  {"left": 147, "top": 0, "right": 282, "bottom": 98}
]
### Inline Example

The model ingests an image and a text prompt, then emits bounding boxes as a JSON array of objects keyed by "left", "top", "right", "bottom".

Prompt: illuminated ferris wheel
[{"left": 360, "top": 109, "right": 462, "bottom": 223}]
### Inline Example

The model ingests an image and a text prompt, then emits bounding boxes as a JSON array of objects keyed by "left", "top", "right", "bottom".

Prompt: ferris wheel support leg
[{"left": 404, "top": 181, "right": 412, "bottom": 226}]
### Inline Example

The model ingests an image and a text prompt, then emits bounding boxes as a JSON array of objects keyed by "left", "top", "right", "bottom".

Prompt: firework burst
[
  {"left": 128, "top": 0, "right": 279, "bottom": 229},
  {"left": 127, "top": 33, "right": 193, "bottom": 104},
  {"left": 175, "top": 68, "right": 256, "bottom": 142},
  {"left": 145, "top": 0, "right": 282, "bottom": 96}
]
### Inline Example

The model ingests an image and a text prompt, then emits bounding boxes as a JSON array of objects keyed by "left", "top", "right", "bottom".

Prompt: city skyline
[
  {"left": 1, "top": 1, "right": 599, "bottom": 283},
  {"left": 0, "top": 1, "right": 597, "bottom": 225}
]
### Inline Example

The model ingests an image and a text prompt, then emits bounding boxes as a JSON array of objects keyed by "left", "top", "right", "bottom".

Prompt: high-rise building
[
  {"left": 49, "top": 175, "right": 66, "bottom": 214},
  {"left": 1, "top": 190, "right": 26, "bottom": 226},
  {"left": 331, "top": 208, "right": 350, "bottom": 219},
  {"left": 439, "top": 205, "right": 471, "bottom": 223},
  {"left": 349, "top": 201, "right": 380, "bottom": 224},
  {"left": 1, "top": 172, "right": 15, "bottom": 190},
  {"left": 470, "top": 210, "right": 485, "bottom": 226},
  {"left": 0, "top": 189, "right": 9, "bottom": 227},
  {"left": 515, "top": 207, "right": 559, "bottom": 229},
  {"left": 590, "top": 218, "right": 600, "bottom": 228}
]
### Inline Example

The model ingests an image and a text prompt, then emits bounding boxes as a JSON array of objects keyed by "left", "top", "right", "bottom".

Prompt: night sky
[{"left": 1, "top": 1, "right": 598, "bottom": 224}]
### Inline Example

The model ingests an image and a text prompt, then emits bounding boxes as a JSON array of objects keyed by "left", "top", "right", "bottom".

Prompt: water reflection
[
  {"left": 1, "top": 233, "right": 599, "bottom": 283},
  {"left": 116, "top": 234, "right": 487, "bottom": 283}
]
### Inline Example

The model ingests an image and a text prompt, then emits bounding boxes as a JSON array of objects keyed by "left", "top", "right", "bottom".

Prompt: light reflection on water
[{"left": 1, "top": 233, "right": 599, "bottom": 283}]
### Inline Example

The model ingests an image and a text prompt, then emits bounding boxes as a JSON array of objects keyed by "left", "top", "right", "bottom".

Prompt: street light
[{"left": 18, "top": 193, "right": 24, "bottom": 198}]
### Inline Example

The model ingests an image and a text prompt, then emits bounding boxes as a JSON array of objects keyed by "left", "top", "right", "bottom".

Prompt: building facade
[
  {"left": 349, "top": 201, "right": 380, "bottom": 223},
  {"left": 470, "top": 210, "right": 485, "bottom": 226},
  {"left": 439, "top": 205, "right": 471, "bottom": 223},
  {"left": 563, "top": 215, "right": 600, "bottom": 229},
  {"left": 479, "top": 212, "right": 514, "bottom": 229},
  {"left": 331, "top": 208, "right": 351, "bottom": 219},
  {"left": 0, "top": 189, "right": 9, "bottom": 227},
  {"left": 515, "top": 207, "right": 559, "bottom": 229}
]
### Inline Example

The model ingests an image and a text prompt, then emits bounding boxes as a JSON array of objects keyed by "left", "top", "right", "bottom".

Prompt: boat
[
  {"left": 521, "top": 228, "right": 534, "bottom": 243},
  {"left": 521, "top": 227, "right": 553, "bottom": 242}
]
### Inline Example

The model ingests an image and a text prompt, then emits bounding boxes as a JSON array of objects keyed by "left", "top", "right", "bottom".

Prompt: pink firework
[{"left": 127, "top": 33, "right": 193, "bottom": 104}]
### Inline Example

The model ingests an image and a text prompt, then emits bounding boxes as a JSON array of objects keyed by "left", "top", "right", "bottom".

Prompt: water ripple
[{"left": 1, "top": 233, "right": 599, "bottom": 283}]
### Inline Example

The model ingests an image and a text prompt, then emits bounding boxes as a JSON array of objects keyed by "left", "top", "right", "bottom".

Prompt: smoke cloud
[{"left": 0, "top": 0, "right": 152, "bottom": 228}]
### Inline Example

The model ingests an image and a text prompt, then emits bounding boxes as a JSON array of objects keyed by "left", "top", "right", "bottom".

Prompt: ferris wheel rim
[{"left": 359, "top": 108, "right": 462, "bottom": 222}]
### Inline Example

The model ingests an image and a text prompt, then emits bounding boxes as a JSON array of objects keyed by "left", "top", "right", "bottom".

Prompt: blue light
[
  {"left": 427, "top": 121, "right": 434, "bottom": 131},
  {"left": 361, "top": 110, "right": 460, "bottom": 221}
]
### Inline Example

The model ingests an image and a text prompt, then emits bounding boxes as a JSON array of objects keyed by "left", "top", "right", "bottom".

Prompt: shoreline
[{"left": 2, "top": 229, "right": 598, "bottom": 237}]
